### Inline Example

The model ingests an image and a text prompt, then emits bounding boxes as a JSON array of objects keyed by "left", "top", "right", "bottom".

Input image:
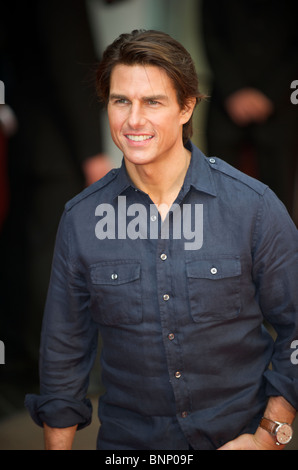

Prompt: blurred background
[{"left": 0, "top": 0, "right": 297, "bottom": 450}]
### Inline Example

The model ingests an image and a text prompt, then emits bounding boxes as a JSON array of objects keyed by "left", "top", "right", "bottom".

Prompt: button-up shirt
[{"left": 25, "top": 142, "right": 298, "bottom": 450}]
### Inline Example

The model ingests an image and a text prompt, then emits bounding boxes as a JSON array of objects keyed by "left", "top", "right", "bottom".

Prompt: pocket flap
[
  {"left": 186, "top": 257, "right": 241, "bottom": 280},
  {"left": 90, "top": 261, "right": 141, "bottom": 285}
]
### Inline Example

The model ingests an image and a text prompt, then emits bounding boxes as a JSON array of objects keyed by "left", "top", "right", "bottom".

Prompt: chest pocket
[
  {"left": 186, "top": 257, "right": 241, "bottom": 322},
  {"left": 89, "top": 260, "right": 142, "bottom": 325}
]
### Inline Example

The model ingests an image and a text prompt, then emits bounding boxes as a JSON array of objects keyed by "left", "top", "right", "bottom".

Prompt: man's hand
[
  {"left": 82, "top": 153, "right": 112, "bottom": 186},
  {"left": 225, "top": 88, "right": 274, "bottom": 126},
  {"left": 218, "top": 428, "right": 282, "bottom": 450},
  {"left": 0, "top": 104, "right": 18, "bottom": 137},
  {"left": 218, "top": 396, "right": 296, "bottom": 450}
]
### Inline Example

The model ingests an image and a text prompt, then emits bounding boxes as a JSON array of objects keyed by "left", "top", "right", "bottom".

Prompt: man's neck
[{"left": 125, "top": 147, "right": 191, "bottom": 219}]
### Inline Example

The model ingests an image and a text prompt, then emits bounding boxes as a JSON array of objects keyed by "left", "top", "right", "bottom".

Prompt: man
[{"left": 25, "top": 30, "right": 298, "bottom": 450}]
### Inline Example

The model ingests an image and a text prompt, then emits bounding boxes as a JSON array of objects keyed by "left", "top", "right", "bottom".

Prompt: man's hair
[{"left": 96, "top": 29, "right": 204, "bottom": 145}]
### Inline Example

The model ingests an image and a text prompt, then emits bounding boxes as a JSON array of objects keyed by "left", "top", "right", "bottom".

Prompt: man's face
[{"left": 107, "top": 64, "right": 193, "bottom": 167}]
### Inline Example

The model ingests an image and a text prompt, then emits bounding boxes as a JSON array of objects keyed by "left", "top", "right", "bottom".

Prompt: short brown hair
[{"left": 96, "top": 29, "right": 204, "bottom": 145}]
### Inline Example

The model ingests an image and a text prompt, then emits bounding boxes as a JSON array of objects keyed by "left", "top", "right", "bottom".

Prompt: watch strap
[{"left": 259, "top": 417, "right": 279, "bottom": 435}]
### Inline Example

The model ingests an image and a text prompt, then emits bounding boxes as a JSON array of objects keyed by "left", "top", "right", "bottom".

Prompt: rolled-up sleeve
[
  {"left": 25, "top": 210, "right": 98, "bottom": 429},
  {"left": 252, "top": 188, "right": 298, "bottom": 410}
]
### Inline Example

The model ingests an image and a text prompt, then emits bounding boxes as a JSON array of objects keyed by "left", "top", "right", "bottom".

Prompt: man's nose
[{"left": 127, "top": 102, "right": 146, "bottom": 128}]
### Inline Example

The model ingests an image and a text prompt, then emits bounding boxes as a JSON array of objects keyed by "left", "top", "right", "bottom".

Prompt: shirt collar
[
  {"left": 111, "top": 140, "right": 217, "bottom": 200},
  {"left": 183, "top": 141, "right": 217, "bottom": 197}
]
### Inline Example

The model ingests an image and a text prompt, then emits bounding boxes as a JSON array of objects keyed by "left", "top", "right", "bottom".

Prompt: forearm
[
  {"left": 43, "top": 422, "right": 78, "bottom": 450},
  {"left": 254, "top": 396, "right": 296, "bottom": 449},
  {"left": 219, "top": 396, "right": 296, "bottom": 450},
  {"left": 264, "top": 396, "right": 296, "bottom": 424}
]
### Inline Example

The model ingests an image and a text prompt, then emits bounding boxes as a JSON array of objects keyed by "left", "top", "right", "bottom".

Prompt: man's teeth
[{"left": 127, "top": 135, "right": 153, "bottom": 142}]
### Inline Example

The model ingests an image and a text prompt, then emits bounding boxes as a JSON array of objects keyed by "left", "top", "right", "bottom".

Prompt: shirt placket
[{"left": 155, "top": 214, "right": 193, "bottom": 431}]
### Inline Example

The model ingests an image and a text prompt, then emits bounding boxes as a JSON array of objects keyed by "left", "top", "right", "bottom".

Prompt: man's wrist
[
  {"left": 258, "top": 416, "right": 293, "bottom": 447},
  {"left": 254, "top": 425, "right": 285, "bottom": 450},
  {"left": 43, "top": 422, "right": 78, "bottom": 450}
]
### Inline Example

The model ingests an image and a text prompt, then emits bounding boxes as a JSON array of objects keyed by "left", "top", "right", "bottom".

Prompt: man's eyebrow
[
  {"left": 109, "top": 93, "right": 169, "bottom": 102},
  {"left": 109, "top": 93, "right": 127, "bottom": 101},
  {"left": 143, "top": 94, "right": 169, "bottom": 102}
]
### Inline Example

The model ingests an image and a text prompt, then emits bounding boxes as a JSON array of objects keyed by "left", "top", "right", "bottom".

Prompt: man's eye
[
  {"left": 110, "top": 98, "right": 129, "bottom": 105},
  {"left": 147, "top": 100, "right": 159, "bottom": 106},
  {"left": 116, "top": 99, "right": 128, "bottom": 104}
]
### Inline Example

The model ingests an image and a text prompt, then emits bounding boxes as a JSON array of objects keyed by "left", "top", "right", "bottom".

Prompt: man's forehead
[{"left": 109, "top": 63, "right": 174, "bottom": 96}]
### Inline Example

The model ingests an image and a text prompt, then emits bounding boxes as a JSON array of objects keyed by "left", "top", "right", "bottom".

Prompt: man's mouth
[{"left": 126, "top": 135, "right": 153, "bottom": 142}]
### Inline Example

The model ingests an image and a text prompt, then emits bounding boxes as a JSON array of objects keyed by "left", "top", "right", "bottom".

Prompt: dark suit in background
[
  {"left": 0, "top": 0, "right": 106, "bottom": 407},
  {"left": 202, "top": 0, "right": 298, "bottom": 215}
]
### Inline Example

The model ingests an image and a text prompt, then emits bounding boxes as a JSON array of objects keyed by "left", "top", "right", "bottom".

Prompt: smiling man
[
  {"left": 107, "top": 63, "right": 195, "bottom": 218},
  {"left": 25, "top": 30, "right": 298, "bottom": 450}
]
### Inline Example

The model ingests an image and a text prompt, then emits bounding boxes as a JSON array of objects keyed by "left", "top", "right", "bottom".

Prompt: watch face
[{"left": 276, "top": 424, "right": 293, "bottom": 445}]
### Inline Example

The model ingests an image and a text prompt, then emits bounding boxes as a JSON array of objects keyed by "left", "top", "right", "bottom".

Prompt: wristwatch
[{"left": 259, "top": 417, "right": 293, "bottom": 445}]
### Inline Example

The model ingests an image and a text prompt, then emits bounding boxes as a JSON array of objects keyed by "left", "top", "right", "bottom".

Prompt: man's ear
[{"left": 180, "top": 97, "right": 197, "bottom": 123}]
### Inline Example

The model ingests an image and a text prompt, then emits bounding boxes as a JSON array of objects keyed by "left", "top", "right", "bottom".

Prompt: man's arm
[
  {"left": 43, "top": 423, "right": 78, "bottom": 450},
  {"left": 220, "top": 188, "right": 298, "bottom": 450},
  {"left": 25, "top": 210, "right": 97, "bottom": 442},
  {"left": 218, "top": 396, "right": 296, "bottom": 450}
]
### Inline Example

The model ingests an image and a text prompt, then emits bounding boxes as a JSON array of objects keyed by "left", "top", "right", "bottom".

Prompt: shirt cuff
[
  {"left": 264, "top": 370, "right": 298, "bottom": 411},
  {"left": 24, "top": 394, "right": 93, "bottom": 430}
]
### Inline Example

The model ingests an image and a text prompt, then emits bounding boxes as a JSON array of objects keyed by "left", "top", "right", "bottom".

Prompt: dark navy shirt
[{"left": 25, "top": 142, "right": 298, "bottom": 450}]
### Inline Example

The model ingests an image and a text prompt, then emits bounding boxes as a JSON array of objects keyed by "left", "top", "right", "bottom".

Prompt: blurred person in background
[
  {"left": 0, "top": 0, "right": 111, "bottom": 414},
  {"left": 0, "top": 102, "right": 17, "bottom": 232},
  {"left": 202, "top": 0, "right": 298, "bottom": 219}
]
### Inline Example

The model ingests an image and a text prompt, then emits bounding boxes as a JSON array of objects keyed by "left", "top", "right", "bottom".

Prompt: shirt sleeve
[
  {"left": 25, "top": 209, "right": 99, "bottom": 429},
  {"left": 252, "top": 188, "right": 298, "bottom": 410}
]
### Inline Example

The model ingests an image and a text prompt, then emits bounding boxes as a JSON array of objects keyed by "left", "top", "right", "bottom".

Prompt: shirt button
[
  {"left": 160, "top": 253, "right": 167, "bottom": 261},
  {"left": 151, "top": 215, "right": 157, "bottom": 222},
  {"left": 168, "top": 333, "right": 175, "bottom": 341},
  {"left": 209, "top": 158, "right": 216, "bottom": 164},
  {"left": 175, "top": 371, "right": 181, "bottom": 379},
  {"left": 163, "top": 294, "right": 170, "bottom": 301},
  {"left": 111, "top": 273, "right": 118, "bottom": 280},
  {"left": 210, "top": 267, "right": 217, "bottom": 275},
  {"left": 181, "top": 411, "right": 188, "bottom": 418}
]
